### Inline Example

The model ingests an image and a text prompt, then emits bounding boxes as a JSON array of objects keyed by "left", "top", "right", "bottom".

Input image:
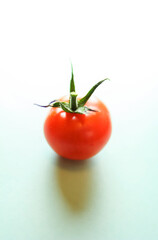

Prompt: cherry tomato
[
  {"left": 36, "top": 65, "right": 112, "bottom": 160},
  {"left": 44, "top": 97, "right": 112, "bottom": 160}
]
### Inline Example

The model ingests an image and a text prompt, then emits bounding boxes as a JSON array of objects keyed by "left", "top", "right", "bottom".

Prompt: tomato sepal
[
  {"left": 35, "top": 64, "right": 109, "bottom": 114},
  {"left": 78, "top": 78, "right": 109, "bottom": 107}
]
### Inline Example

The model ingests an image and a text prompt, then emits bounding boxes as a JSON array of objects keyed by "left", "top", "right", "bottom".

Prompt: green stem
[{"left": 70, "top": 92, "right": 78, "bottom": 111}]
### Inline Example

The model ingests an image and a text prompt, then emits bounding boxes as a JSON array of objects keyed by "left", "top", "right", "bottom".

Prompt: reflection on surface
[{"left": 54, "top": 156, "right": 95, "bottom": 211}]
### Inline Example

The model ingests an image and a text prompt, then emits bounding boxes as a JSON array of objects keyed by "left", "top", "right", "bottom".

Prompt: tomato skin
[{"left": 44, "top": 97, "right": 112, "bottom": 160}]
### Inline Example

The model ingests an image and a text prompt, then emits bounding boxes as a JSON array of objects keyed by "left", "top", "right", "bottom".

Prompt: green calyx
[{"left": 35, "top": 65, "right": 109, "bottom": 114}]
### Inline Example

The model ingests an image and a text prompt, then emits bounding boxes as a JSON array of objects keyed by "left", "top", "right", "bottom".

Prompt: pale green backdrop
[{"left": 0, "top": 0, "right": 158, "bottom": 239}]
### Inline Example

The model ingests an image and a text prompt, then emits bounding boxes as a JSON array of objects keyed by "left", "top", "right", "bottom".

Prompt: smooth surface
[{"left": 0, "top": 0, "right": 158, "bottom": 239}]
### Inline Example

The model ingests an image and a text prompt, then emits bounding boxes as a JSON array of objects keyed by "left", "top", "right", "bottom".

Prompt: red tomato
[{"left": 44, "top": 97, "right": 112, "bottom": 160}]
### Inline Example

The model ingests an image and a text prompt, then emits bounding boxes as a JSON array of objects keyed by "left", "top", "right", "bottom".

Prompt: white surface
[{"left": 0, "top": 0, "right": 158, "bottom": 239}]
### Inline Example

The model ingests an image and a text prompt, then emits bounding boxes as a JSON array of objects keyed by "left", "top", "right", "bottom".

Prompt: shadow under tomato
[{"left": 54, "top": 155, "right": 96, "bottom": 212}]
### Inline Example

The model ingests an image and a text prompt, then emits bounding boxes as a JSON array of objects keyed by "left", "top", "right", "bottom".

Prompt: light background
[{"left": 0, "top": 0, "right": 158, "bottom": 239}]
